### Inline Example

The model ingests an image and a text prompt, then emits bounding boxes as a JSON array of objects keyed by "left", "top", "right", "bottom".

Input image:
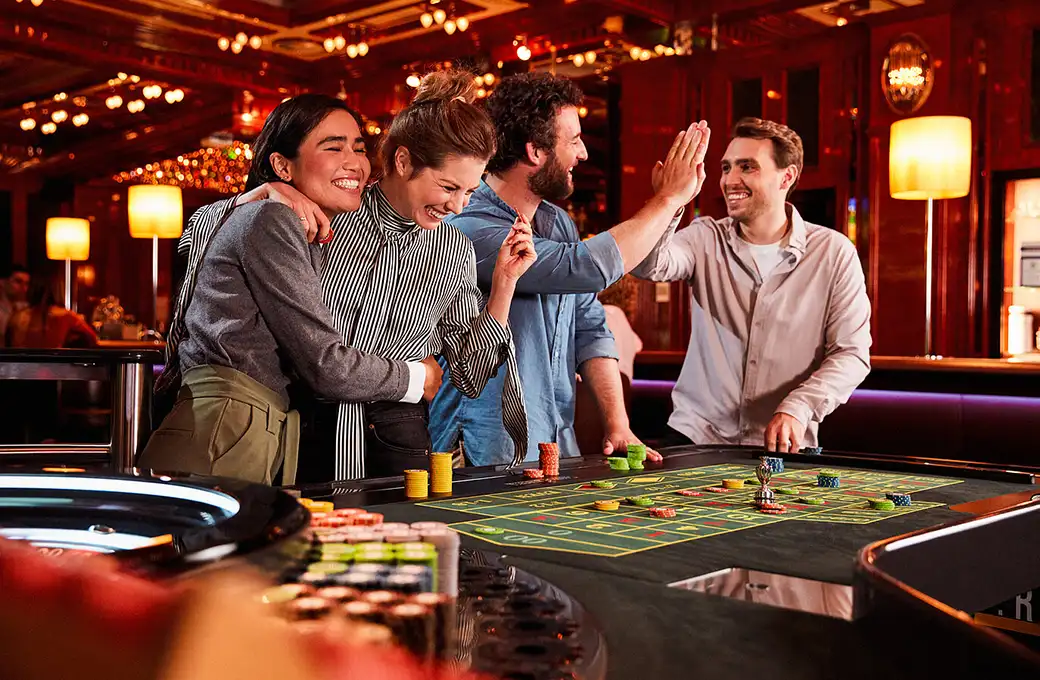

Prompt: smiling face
[
  {"left": 528, "top": 105, "right": 588, "bottom": 201},
  {"left": 719, "top": 136, "right": 796, "bottom": 225},
  {"left": 394, "top": 150, "right": 487, "bottom": 230},
  {"left": 271, "top": 109, "right": 371, "bottom": 218}
]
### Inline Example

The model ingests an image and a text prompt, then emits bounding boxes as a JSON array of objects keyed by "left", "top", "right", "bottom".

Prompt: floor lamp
[
  {"left": 45, "top": 217, "right": 90, "bottom": 310},
  {"left": 889, "top": 116, "right": 972, "bottom": 358},
  {"left": 128, "top": 185, "right": 183, "bottom": 334}
]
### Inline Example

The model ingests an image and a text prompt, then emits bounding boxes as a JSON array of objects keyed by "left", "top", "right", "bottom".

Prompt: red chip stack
[{"left": 538, "top": 442, "right": 560, "bottom": 477}]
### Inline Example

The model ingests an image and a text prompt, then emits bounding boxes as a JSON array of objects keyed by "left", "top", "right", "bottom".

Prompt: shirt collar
[
  {"left": 370, "top": 182, "right": 418, "bottom": 234},
  {"left": 727, "top": 203, "right": 807, "bottom": 262},
  {"left": 474, "top": 180, "right": 559, "bottom": 235}
]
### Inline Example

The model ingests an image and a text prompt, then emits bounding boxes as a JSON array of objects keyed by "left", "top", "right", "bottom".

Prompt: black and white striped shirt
[{"left": 160, "top": 185, "right": 528, "bottom": 479}]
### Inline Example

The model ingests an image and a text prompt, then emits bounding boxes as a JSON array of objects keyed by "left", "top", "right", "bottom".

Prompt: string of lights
[{"left": 113, "top": 145, "right": 253, "bottom": 194}]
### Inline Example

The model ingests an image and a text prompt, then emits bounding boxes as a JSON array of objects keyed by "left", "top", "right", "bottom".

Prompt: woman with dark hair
[
  {"left": 177, "top": 71, "right": 537, "bottom": 482},
  {"left": 140, "top": 95, "right": 462, "bottom": 485},
  {"left": 6, "top": 276, "right": 98, "bottom": 349}
]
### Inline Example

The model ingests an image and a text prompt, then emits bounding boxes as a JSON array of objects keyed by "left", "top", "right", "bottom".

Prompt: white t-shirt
[
  {"left": 602, "top": 304, "right": 642, "bottom": 380},
  {"left": 747, "top": 240, "right": 786, "bottom": 279}
]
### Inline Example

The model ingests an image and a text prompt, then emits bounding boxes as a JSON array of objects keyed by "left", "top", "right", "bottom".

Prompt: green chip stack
[
  {"left": 609, "top": 457, "right": 630, "bottom": 471},
  {"left": 627, "top": 444, "right": 647, "bottom": 471},
  {"left": 869, "top": 498, "right": 896, "bottom": 511}
]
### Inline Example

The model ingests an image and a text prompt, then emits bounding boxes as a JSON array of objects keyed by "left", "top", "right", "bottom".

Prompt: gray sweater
[{"left": 179, "top": 200, "right": 410, "bottom": 403}]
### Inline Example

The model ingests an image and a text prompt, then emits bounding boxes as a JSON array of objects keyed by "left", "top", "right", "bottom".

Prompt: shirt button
[{"left": 749, "top": 359, "right": 757, "bottom": 367}]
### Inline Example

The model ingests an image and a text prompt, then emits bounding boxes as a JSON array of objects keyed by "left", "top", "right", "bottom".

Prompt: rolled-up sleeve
[
  {"left": 460, "top": 212, "right": 624, "bottom": 295},
  {"left": 574, "top": 293, "right": 618, "bottom": 367},
  {"left": 776, "top": 241, "right": 872, "bottom": 424}
]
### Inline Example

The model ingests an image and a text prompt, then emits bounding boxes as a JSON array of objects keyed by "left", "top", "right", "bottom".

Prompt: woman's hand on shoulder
[{"left": 236, "top": 182, "right": 331, "bottom": 243}]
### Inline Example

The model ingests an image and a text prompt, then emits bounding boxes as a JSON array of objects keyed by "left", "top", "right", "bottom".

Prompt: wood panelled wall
[{"left": 620, "top": 0, "right": 1040, "bottom": 358}]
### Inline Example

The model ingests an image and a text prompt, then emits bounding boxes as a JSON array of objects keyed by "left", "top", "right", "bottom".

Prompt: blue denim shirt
[{"left": 429, "top": 182, "right": 624, "bottom": 465}]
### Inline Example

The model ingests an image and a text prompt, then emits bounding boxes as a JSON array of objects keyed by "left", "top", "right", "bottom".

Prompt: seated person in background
[
  {"left": 6, "top": 277, "right": 98, "bottom": 349},
  {"left": 631, "top": 117, "right": 871, "bottom": 453},
  {"left": 140, "top": 94, "right": 445, "bottom": 486},
  {"left": 597, "top": 276, "right": 643, "bottom": 382},
  {"left": 0, "top": 263, "right": 31, "bottom": 347}
]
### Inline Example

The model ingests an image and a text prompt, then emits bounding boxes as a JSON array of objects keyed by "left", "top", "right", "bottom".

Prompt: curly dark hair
[{"left": 484, "top": 72, "right": 584, "bottom": 175}]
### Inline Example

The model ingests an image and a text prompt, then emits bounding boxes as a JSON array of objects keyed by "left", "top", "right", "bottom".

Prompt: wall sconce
[{"left": 882, "top": 34, "right": 934, "bottom": 114}]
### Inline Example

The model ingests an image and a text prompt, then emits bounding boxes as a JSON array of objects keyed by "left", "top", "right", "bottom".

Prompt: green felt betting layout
[{"left": 419, "top": 464, "right": 962, "bottom": 557}]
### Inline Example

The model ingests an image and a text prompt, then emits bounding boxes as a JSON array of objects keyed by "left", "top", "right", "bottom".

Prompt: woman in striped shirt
[{"left": 176, "top": 71, "right": 536, "bottom": 482}]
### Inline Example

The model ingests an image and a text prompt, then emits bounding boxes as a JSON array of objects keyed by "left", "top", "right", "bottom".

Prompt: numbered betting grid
[{"left": 419, "top": 464, "right": 963, "bottom": 557}]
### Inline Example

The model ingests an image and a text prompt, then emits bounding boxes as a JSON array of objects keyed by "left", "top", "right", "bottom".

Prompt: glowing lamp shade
[
  {"left": 889, "top": 116, "right": 972, "bottom": 200},
  {"left": 128, "top": 185, "right": 183, "bottom": 239},
  {"left": 46, "top": 218, "right": 90, "bottom": 261}
]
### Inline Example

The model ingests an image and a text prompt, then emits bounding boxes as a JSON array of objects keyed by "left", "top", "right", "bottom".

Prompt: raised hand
[
  {"left": 493, "top": 213, "right": 538, "bottom": 283},
  {"left": 652, "top": 120, "right": 711, "bottom": 206}
]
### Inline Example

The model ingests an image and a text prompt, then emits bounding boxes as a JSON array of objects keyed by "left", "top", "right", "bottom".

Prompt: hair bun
[{"left": 413, "top": 69, "right": 479, "bottom": 105}]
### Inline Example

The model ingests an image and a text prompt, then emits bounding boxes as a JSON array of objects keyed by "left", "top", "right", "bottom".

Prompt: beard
[{"left": 528, "top": 151, "right": 573, "bottom": 201}]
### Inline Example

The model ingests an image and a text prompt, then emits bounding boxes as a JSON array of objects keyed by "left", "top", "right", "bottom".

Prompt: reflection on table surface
[{"left": 670, "top": 567, "right": 854, "bottom": 620}]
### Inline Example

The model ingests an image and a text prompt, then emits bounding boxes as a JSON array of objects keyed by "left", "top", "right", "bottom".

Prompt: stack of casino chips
[
  {"left": 404, "top": 469, "right": 429, "bottom": 499},
  {"left": 538, "top": 442, "right": 560, "bottom": 477},
  {"left": 429, "top": 452, "right": 453, "bottom": 495},
  {"left": 869, "top": 498, "right": 896, "bottom": 511},
  {"left": 816, "top": 470, "right": 841, "bottom": 488},
  {"left": 627, "top": 443, "right": 647, "bottom": 470},
  {"left": 268, "top": 504, "right": 463, "bottom": 663},
  {"left": 763, "top": 456, "right": 784, "bottom": 473},
  {"left": 885, "top": 492, "right": 912, "bottom": 507}
]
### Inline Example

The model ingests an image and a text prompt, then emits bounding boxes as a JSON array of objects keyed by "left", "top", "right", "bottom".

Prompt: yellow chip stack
[
  {"left": 309, "top": 501, "right": 335, "bottom": 513},
  {"left": 430, "top": 452, "right": 453, "bottom": 494},
  {"left": 594, "top": 500, "right": 620, "bottom": 511},
  {"left": 404, "top": 469, "right": 429, "bottom": 499},
  {"left": 722, "top": 479, "right": 745, "bottom": 490}
]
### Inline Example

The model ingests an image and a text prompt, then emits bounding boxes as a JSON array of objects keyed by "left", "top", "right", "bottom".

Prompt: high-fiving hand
[{"left": 652, "top": 120, "right": 711, "bottom": 206}]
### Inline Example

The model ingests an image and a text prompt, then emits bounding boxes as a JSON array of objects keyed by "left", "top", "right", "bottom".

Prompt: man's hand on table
[
  {"left": 764, "top": 412, "right": 807, "bottom": 453},
  {"left": 602, "top": 425, "right": 663, "bottom": 462}
]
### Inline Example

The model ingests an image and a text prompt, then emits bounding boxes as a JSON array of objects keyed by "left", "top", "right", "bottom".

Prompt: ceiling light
[
  {"left": 433, "top": 8, "right": 446, "bottom": 24},
  {"left": 357, "top": 41, "right": 369, "bottom": 56},
  {"left": 334, "top": 35, "right": 346, "bottom": 50},
  {"left": 585, "top": 51, "right": 597, "bottom": 63},
  {"left": 323, "top": 38, "right": 335, "bottom": 52},
  {"left": 73, "top": 113, "right": 89, "bottom": 127},
  {"left": 41, "top": 122, "right": 56, "bottom": 134},
  {"left": 346, "top": 43, "right": 358, "bottom": 58},
  {"left": 444, "top": 19, "right": 456, "bottom": 35},
  {"left": 218, "top": 37, "right": 230, "bottom": 51},
  {"left": 20, "top": 118, "right": 36, "bottom": 131},
  {"left": 235, "top": 32, "right": 248, "bottom": 44},
  {"left": 249, "top": 35, "right": 262, "bottom": 49},
  {"left": 51, "top": 110, "right": 67, "bottom": 124},
  {"left": 483, "top": 73, "right": 495, "bottom": 85},
  {"left": 630, "top": 46, "right": 641, "bottom": 60},
  {"left": 572, "top": 53, "right": 584, "bottom": 67},
  {"left": 406, "top": 74, "right": 421, "bottom": 88},
  {"left": 517, "top": 44, "right": 531, "bottom": 60},
  {"left": 457, "top": 17, "right": 469, "bottom": 31},
  {"left": 231, "top": 42, "right": 243, "bottom": 54},
  {"left": 106, "top": 95, "right": 123, "bottom": 109},
  {"left": 420, "top": 12, "right": 434, "bottom": 28}
]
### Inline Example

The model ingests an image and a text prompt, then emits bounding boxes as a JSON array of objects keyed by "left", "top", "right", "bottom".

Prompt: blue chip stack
[
  {"left": 886, "top": 492, "right": 912, "bottom": 507},
  {"left": 763, "top": 457, "right": 784, "bottom": 473},
  {"left": 817, "top": 473, "right": 840, "bottom": 488}
]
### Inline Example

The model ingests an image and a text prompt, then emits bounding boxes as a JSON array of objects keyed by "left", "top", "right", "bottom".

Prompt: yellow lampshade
[
  {"left": 889, "top": 116, "right": 972, "bottom": 200},
  {"left": 128, "top": 184, "right": 183, "bottom": 238},
  {"left": 45, "top": 218, "right": 90, "bottom": 261}
]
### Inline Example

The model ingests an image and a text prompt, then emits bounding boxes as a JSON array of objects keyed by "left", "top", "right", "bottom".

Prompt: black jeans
[
  {"left": 295, "top": 396, "right": 430, "bottom": 483},
  {"left": 363, "top": 401, "right": 431, "bottom": 478}
]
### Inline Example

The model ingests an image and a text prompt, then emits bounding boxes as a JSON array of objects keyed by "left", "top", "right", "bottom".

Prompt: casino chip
[
  {"left": 677, "top": 489, "right": 702, "bottom": 497},
  {"left": 722, "top": 478, "right": 745, "bottom": 489},
  {"left": 886, "top": 492, "right": 912, "bottom": 506},
  {"left": 777, "top": 488, "right": 798, "bottom": 495},
  {"left": 801, "top": 446, "right": 823, "bottom": 455},
  {"left": 757, "top": 506, "right": 787, "bottom": 515},
  {"left": 869, "top": 498, "right": 896, "bottom": 511},
  {"left": 594, "top": 500, "right": 620, "bottom": 511},
  {"left": 523, "top": 468, "right": 545, "bottom": 479},
  {"left": 591, "top": 480, "right": 617, "bottom": 489},
  {"left": 649, "top": 507, "right": 677, "bottom": 519},
  {"left": 705, "top": 486, "right": 728, "bottom": 493},
  {"left": 802, "top": 497, "right": 826, "bottom": 505},
  {"left": 474, "top": 526, "right": 505, "bottom": 535},
  {"left": 627, "top": 496, "right": 654, "bottom": 507}
]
